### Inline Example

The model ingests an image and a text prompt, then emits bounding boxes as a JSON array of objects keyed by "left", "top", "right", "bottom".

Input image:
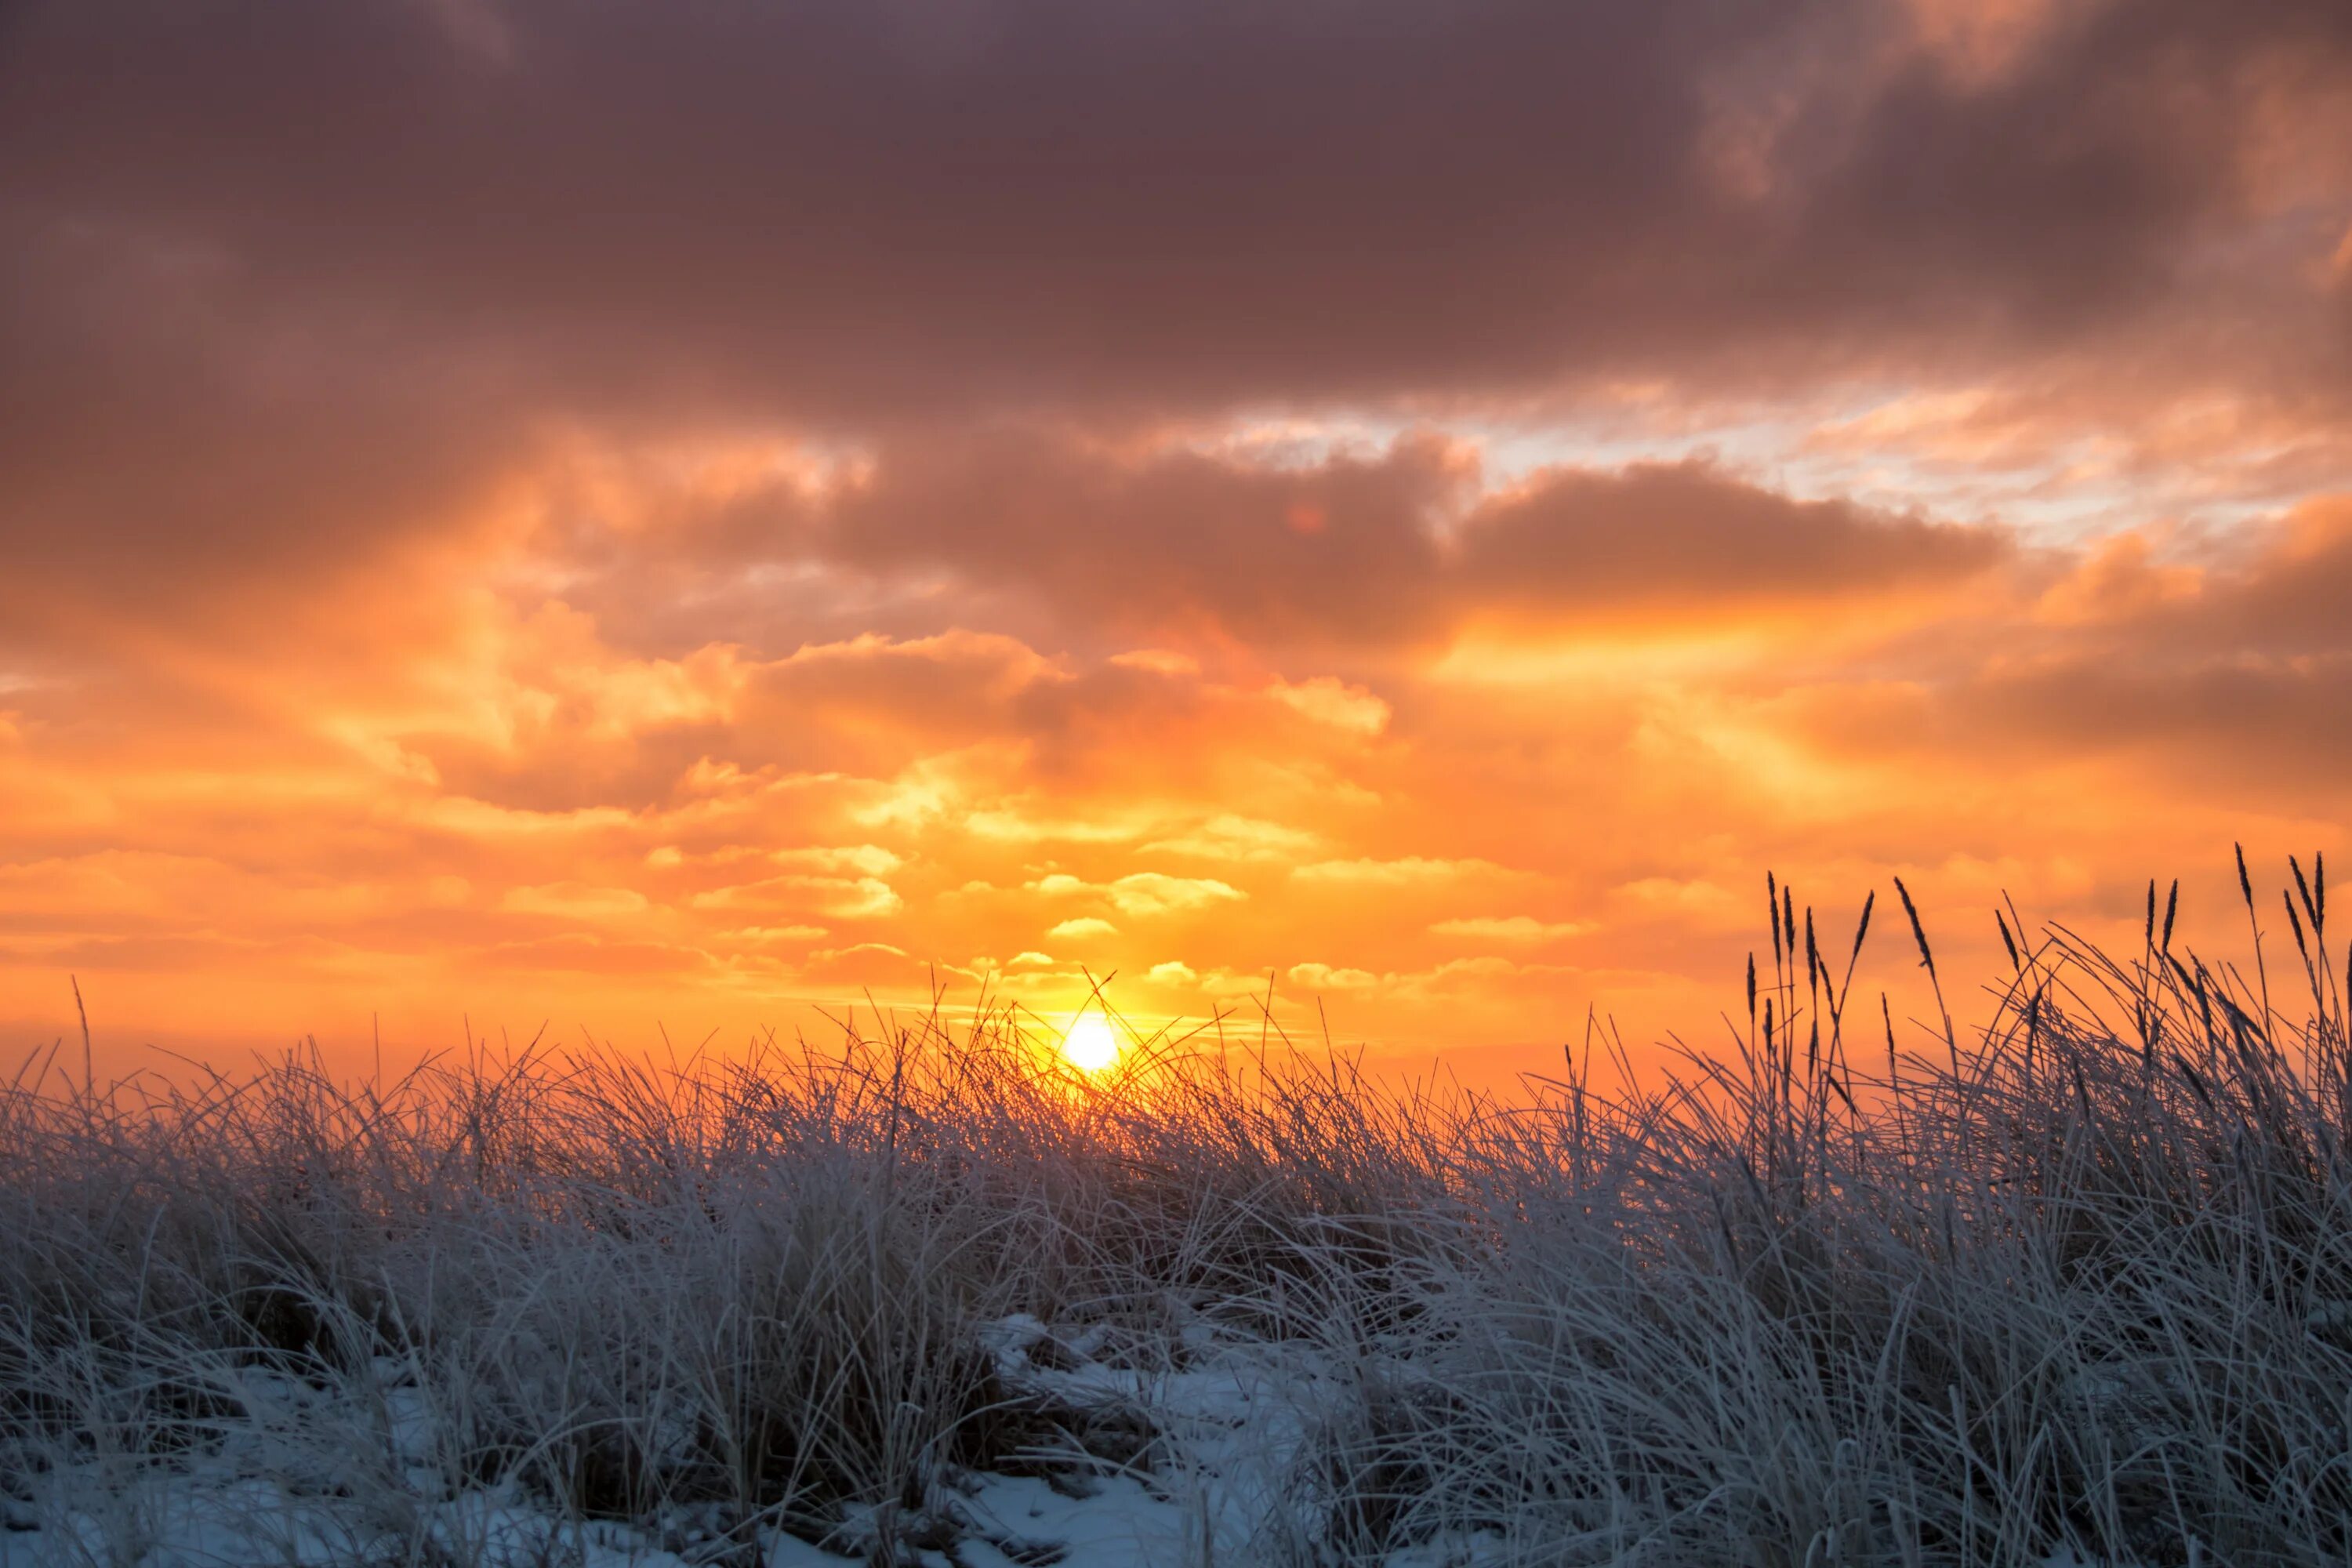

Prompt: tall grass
[{"left": 3, "top": 857, "right": 2348, "bottom": 1566}]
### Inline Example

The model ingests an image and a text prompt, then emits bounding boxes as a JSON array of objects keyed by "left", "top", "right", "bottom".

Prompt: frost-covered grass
[{"left": 4, "top": 860, "right": 2350, "bottom": 1566}]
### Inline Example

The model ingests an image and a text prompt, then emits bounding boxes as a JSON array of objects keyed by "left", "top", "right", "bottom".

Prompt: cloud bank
[{"left": 2, "top": 0, "right": 2347, "bottom": 1077}]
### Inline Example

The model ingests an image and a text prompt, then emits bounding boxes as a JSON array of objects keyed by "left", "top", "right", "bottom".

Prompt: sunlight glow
[{"left": 1060, "top": 1014, "right": 1121, "bottom": 1073}]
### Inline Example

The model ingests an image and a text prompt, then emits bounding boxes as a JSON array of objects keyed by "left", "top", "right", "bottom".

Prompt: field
[{"left": 4, "top": 866, "right": 2349, "bottom": 1567}]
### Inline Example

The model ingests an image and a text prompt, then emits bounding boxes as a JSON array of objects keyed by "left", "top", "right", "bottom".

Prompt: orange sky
[{"left": 4, "top": 0, "right": 2350, "bottom": 1089}]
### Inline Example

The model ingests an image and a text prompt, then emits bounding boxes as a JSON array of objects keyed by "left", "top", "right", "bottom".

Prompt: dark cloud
[
  {"left": 5, "top": 0, "right": 2343, "bottom": 651},
  {"left": 1450, "top": 463, "right": 2002, "bottom": 622},
  {"left": 652, "top": 432, "right": 2009, "bottom": 651},
  {"left": 1798, "top": 646, "right": 2352, "bottom": 810},
  {"left": 821, "top": 431, "right": 1463, "bottom": 648},
  {"left": 0, "top": 213, "right": 523, "bottom": 642},
  {"left": 2, "top": 0, "right": 2343, "bottom": 431},
  {"left": 2169, "top": 499, "right": 2352, "bottom": 655},
  {"left": 1977, "top": 656, "right": 2352, "bottom": 779},
  {"left": 1781, "top": 493, "right": 2352, "bottom": 793}
]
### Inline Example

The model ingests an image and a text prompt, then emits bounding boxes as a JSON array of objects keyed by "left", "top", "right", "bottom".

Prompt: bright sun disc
[{"left": 1061, "top": 1014, "right": 1120, "bottom": 1073}]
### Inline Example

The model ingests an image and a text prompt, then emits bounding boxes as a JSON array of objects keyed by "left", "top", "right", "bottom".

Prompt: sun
[{"left": 1059, "top": 1014, "right": 1121, "bottom": 1073}]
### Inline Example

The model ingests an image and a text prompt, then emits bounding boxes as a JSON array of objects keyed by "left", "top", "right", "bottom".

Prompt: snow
[
  {"left": 1, "top": 1317, "right": 1312, "bottom": 1568},
  {"left": 0, "top": 1323, "right": 2154, "bottom": 1568}
]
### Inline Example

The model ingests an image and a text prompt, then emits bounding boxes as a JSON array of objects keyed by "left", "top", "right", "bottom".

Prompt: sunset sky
[{"left": 4, "top": 0, "right": 2350, "bottom": 1085}]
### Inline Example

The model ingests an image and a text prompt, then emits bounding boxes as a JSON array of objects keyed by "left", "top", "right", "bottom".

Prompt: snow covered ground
[
  {"left": 1, "top": 1312, "right": 1504, "bottom": 1568},
  {"left": 0, "top": 1308, "right": 2147, "bottom": 1568}
]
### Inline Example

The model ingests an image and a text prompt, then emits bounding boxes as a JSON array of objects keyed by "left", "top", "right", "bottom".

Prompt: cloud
[
  {"left": 714, "top": 924, "right": 827, "bottom": 946},
  {"left": 1110, "top": 649, "right": 1201, "bottom": 677},
  {"left": 1780, "top": 493, "right": 2352, "bottom": 791},
  {"left": 1267, "top": 677, "right": 1391, "bottom": 736},
  {"left": 800, "top": 942, "right": 919, "bottom": 985},
  {"left": 1293, "top": 858, "right": 1523, "bottom": 887},
  {"left": 1, "top": 0, "right": 2350, "bottom": 1083},
  {"left": 1447, "top": 463, "right": 2008, "bottom": 625},
  {"left": 770, "top": 844, "right": 905, "bottom": 877},
  {"left": 1287, "top": 963, "right": 1381, "bottom": 992},
  {"left": 793, "top": 434, "right": 2011, "bottom": 649},
  {"left": 1047, "top": 917, "right": 1118, "bottom": 941},
  {"left": 688, "top": 875, "right": 902, "bottom": 920},
  {"left": 476, "top": 935, "right": 711, "bottom": 976},
  {"left": 499, "top": 883, "right": 652, "bottom": 923},
  {"left": 1102, "top": 874, "right": 1245, "bottom": 917},
  {"left": 1275, "top": 953, "right": 1597, "bottom": 1008},
  {"left": 3, "top": 0, "right": 2343, "bottom": 443},
  {"left": 1142, "top": 815, "right": 1323, "bottom": 861},
  {"left": 1025, "top": 869, "right": 1252, "bottom": 920},
  {"left": 1428, "top": 916, "right": 1592, "bottom": 944}
]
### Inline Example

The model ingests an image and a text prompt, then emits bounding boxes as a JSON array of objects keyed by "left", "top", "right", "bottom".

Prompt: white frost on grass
[
  {"left": 5, "top": 1309, "right": 1520, "bottom": 1568},
  {"left": 2, "top": 1319, "right": 1275, "bottom": 1568},
  {"left": 6, "top": 906, "right": 2339, "bottom": 1566}
]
